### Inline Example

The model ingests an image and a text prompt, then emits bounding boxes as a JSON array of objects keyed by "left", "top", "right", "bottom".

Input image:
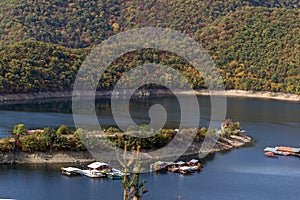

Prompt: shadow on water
[{"left": 0, "top": 98, "right": 73, "bottom": 113}]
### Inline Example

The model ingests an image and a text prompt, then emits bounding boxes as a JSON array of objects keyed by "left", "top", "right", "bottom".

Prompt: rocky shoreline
[{"left": 0, "top": 134, "right": 252, "bottom": 164}]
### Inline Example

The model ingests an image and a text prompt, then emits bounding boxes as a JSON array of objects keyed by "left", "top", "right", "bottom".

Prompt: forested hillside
[
  {"left": 0, "top": 40, "right": 86, "bottom": 93},
  {"left": 0, "top": 0, "right": 299, "bottom": 94},
  {"left": 201, "top": 7, "right": 300, "bottom": 93}
]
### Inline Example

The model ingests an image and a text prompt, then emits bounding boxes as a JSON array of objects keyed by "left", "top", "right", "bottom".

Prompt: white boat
[
  {"left": 87, "top": 162, "right": 111, "bottom": 173},
  {"left": 85, "top": 162, "right": 126, "bottom": 178},
  {"left": 187, "top": 159, "right": 203, "bottom": 171},
  {"left": 107, "top": 171, "right": 124, "bottom": 180},
  {"left": 179, "top": 166, "right": 193, "bottom": 175},
  {"left": 176, "top": 161, "right": 186, "bottom": 166},
  {"left": 87, "top": 162, "right": 112, "bottom": 174},
  {"left": 88, "top": 162, "right": 110, "bottom": 170},
  {"left": 82, "top": 169, "right": 105, "bottom": 178},
  {"left": 188, "top": 166, "right": 200, "bottom": 171},
  {"left": 61, "top": 167, "right": 83, "bottom": 176},
  {"left": 83, "top": 162, "right": 109, "bottom": 178}
]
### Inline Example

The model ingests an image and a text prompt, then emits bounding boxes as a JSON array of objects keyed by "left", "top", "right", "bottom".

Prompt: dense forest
[{"left": 0, "top": 0, "right": 299, "bottom": 94}]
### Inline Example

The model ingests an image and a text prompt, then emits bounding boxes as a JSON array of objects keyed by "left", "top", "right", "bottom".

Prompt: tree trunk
[
  {"left": 133, "top": 196, "right": 140, "bottom": 200},
  {"left": 123, "top": 189, "right": 128, "bottom": 200}
]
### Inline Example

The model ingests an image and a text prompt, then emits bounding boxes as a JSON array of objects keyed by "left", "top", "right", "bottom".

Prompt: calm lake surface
[{"left": 0, "top": 96, "right": 299, "bottom": 200}]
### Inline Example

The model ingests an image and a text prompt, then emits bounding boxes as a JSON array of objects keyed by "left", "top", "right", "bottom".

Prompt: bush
[
  {"left": 221, "top": 119, "right": 242, "bottom": 136},
  {"left": 13, "top": 124, "right": 26, "bottom": 136},
  {"left": 20, "top": 134, "right": 48, "bottom": 152},
  {"left": 104, "top": 127, "right": 119, "bottom": 134},
  {"left": 0, "top": 137, "right": 15, "bottom": 152},
  {"left": 42, "top": 127, "right": 57, "bottom": 149},
  {"left": 56, "top": 125, "right": 72, "bottom": 135},
  {"left": 73, "top": 132, "right": 86, "bottom": 151}
]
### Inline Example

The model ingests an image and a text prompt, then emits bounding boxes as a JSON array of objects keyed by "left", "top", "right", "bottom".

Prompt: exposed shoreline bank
[
  {"left": 0, "top": 90, "right": 299, "bottom": 103},
  {"left": 0, "top": 150, "right": 96, "bottom": 164},
  {"left": 184, "top": 134, "right": 253, "bottom": 157},
  {"left": 195, "top": 90, "right": 300, "bottom": 102},
  {"left": 0, "top": 134, "right": 252, "bottom": 164}
]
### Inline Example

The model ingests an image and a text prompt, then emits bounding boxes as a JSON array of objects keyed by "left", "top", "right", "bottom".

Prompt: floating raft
[
  {"left": 150, "top": 159, "right": 203, "bottom": 175},
  {"left": 264, "top": 146, "right": 300, "bottom": 157}
]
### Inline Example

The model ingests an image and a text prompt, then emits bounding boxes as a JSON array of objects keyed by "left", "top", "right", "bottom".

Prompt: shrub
[
  {"left": 13, "top": 124, "right": 26, "bottom": 136},
  {"left": 56, "top": 125, "right": 72, "bottom": 135},
  {"left": 0, "top": 137, "right": 15, "bottom": 152},
  {"left": 20, "top": 134, "right": 48, "bottom": 152}
]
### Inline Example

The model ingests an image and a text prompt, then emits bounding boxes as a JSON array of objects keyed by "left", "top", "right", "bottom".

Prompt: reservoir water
[{"left": 0, "top": 96, "right": 299, "bottom": 200}]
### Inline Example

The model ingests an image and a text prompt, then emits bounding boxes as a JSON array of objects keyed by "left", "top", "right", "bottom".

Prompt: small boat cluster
[
  {"left": 62, "top": 159, "right": 203, "bottom": 178},
  {"left": 264, "top": 146, "right": 300, "bottom": 158},
  {"left": 61, "top": 162, "right": 126, "bottom": 180},
  {"left": 150, "top": 159, "right": 203, "bottom": 175}
]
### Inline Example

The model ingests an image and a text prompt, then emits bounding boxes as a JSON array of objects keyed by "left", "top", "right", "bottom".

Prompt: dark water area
[{"left": 0, "top": 96, "right": 299, "bottom": 200}]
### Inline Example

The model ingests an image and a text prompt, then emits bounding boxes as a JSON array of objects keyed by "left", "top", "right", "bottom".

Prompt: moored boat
[
  {"left": 176, "top": 161, "right": 194, "bottom": 173},
  {"left": 82, "top": 169, "right": 105, "bottom": 178},
  {"left": 167, "top": 162, "right": 179, "bottom": 173},
  {"left": 187, "top": 159, "right": 203, "bottom": 171},
  {"left": 60, "top": 162, "right": 126, "bottom": 179},
  {"left": 107, "top": 172, "right": 124, "bottom": 180},
  {"left": 61, "top": 167, "right": 83, "bottom": 176},
  {"left": 178, "top": 166, "right": 193, "bottom": 175},
  {"left": 150, "top": 161, "right": 168, "bottom": 172},
  {"left": 106, "top": 168, "right": 127, "bottom": 180},
  {"left": 167, "top": 165, "right": 179, "bottom": 173},
  {"left": 87, "top": 162, "right": 111, "bottom": 173},
  {"left": 83, "top": 162, "right": 110, "bottom": 178},
  {"left": 164, "top": 160, "right": 204, "bottom": 174}
]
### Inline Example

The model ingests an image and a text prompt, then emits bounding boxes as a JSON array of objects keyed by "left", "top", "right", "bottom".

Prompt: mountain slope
[
  {"left": 1, "top": 0, "right": 298, "bottom": 49},
  {"left": 0, "top": 0, "right": 299, "bottom": 94},
  {"left": 0, "top": 0, "right": 116, "bottom": 48},
  {"left": 0, "top": 40, "right": 86, "bottom": 93},
  {"left": 201, "top": 7, "right": 300, "bottom": 93}
]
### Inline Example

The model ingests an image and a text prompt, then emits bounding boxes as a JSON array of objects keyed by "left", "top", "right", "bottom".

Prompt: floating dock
[{"left": 264, "top": 146, "right": 300, "bottom": 157}]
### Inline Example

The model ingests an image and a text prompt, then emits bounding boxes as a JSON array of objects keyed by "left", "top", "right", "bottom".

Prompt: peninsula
[{"left": 0, "top": 120, "right": 252, "bottom": 164}]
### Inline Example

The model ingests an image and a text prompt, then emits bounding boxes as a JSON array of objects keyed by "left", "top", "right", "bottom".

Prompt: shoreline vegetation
[
  {"left": 0, "top": 89, "right": 299, "bottom": 103},
  {"left": 0, "top": 121, "right": 253, "bottom": 164}
]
